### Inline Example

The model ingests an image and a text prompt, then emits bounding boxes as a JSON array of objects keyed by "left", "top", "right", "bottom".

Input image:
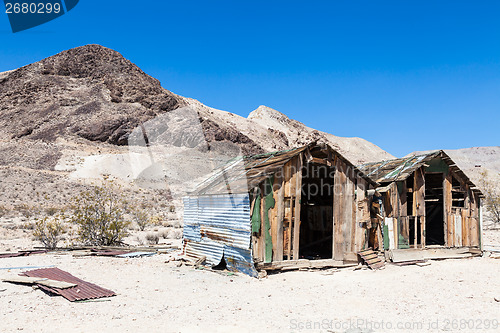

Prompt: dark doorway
[
  {"left": 299, "top": 162, "right": 334, "bottom": 259},
  {"left": 424, "top": 173, "right": 445, "bottom": 245}
]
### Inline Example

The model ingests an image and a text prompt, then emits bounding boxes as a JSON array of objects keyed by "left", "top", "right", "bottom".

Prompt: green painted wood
[
  {"left": 383, "top": 223, "right": 390, "bottom": 250},
  {"left": 251, "top": 194, "right": 261, "bottom": 234},
  {"left": 398, "top": 218, "right": 410, "bottom": 249},
  {"left": 426, "top": 157, "right": 449, "bottom": 175},
  {"left": 263, "top": 176, "right": 276, "bottom": 263}
]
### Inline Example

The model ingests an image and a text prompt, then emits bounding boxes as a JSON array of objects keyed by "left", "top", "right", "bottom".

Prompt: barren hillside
[{"left": 0, "top": 44, "right": 395, "bottom": 217}]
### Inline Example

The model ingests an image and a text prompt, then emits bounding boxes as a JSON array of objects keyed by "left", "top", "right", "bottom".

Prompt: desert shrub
[
  {"left": 145, "top": 233, "right": 159, "bottom": 245},
  {"left": 159, "top": 230, "right": 169, "bottom": 239},
  {"left": 0, "top": 205, "right": 9, "bottom": 218},
  {"left": 15, "top": 204, "right": 40, "bottom": 219},
  {"left": 169, "top": 229, "right": 183, "bottom": 239},
  {"left": 70, "top": 179, "right": 130, "bottom": 246},
  {"left": 44, "top": 207, "right": 59, "bottom": 216},
  {"left": 148, "top": 215, "right": 163, "bottom": 226},
  {"left": 163, "top": 219, "right": 180, "bottom": 228},
  {"left": 21, "top": 222, "right": 35, "bottom": 230},
  {"left": 33, "top": 215, "right": 65, "bottom": 249},
  {"left": 135, "top": 236, "right": 144, "bottom": 246},
  {"left": 130, "top": 208, "right": 150, "bottom": 231},
  {"left": 169, "top": 205, "right": 176, "bottom": 213},
  {"left": 479, "top": 171, "right": 500, "bottom": 224}
]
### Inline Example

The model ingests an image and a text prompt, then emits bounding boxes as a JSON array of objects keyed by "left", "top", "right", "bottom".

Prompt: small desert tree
[
  {"left": 478, "top": 171, "right": 500, "bottom": 224},
  {"left": 33, "top": 215, "right": 65, "bottom": 249},
  {"left": 71, "top": 179, "right": 130, "bottom": 246},
  {"left": 129, "top": 202, "right": 151, "bottom": 231}
]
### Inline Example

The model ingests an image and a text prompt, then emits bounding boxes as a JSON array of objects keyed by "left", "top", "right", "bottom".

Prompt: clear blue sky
[{"left": 1, "top": 1, "right": 499, "bottom": 157}]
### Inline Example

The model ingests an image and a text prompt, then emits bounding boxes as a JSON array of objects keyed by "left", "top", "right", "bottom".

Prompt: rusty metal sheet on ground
[
  {"left": 0, "top": 250, "right": 48, "bottom": 258},
  {"left": 22, "top": 267, "right": 115, "bottom": 302}
]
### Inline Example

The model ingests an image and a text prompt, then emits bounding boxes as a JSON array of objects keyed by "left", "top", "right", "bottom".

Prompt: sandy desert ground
[{"left": 0, "top": 228, "right": 499, "bottom": 333}]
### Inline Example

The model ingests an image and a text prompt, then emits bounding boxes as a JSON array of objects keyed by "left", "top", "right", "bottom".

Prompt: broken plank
[
  {"left": 256, "top": 259, "right": 351, "bottom": 271},
  {"left": 2, "top": 276, "right": 77, "bottom": 289}
]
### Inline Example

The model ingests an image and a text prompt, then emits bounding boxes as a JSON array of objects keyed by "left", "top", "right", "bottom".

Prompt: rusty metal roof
[
  {"left": 0, "top": 250, "right": 47, "bottom": 258},
  {"left": 191, "top": 143, "right": 377, "bottom": 196},
  {"left": 22, "top": 267, "right": 115, "bottom": 302},
  {"left": 358, "top": 150, "right": 483, "bottom": 197}
]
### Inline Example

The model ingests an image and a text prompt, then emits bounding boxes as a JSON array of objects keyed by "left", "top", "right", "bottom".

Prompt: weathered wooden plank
[
  {"left": 398, "top": 216, "right": 410, "bottom": 249},
  {"left": 443, "top": 173, "right": 453, "bottom": 247},
  {"left": 342, "top": 170, "right": 354, "bottom": 255},
  {"left": 284, "top": 159, "right": 292, "bottom": 198},
  {"left": 360, "top": 253, "right": 378, "bottom": 260},
  {"left": 454, "top": 213, "right": 462, "bottom": 247},
  {"left": 250, "top": 195, "right": 260, "bottom": 260},
  {"left": 388, "top": 249, "right": 424, "bottom": 263},
  {"left": 398, "top": 180, "right": 408, "bottom": 217},
  {"left": 355, "top": 178, "right": 369, "bottom": 252},
  {"left": 275, "top": 169, "right": 285, "bottom": 261},
  {"left": 333, "top": 159, "right": 346, "bottom": 260},
  {"left": 258, "top": 184, "right": 265, "bottom": 261},
  {"left": 263, "top": 177, "right": 275, "bottom": 263},
  {"left": 286, "top": 198, "right": 293, "bottom": 259},
  {"left": 385, "top": 218, "right": 395, "bottom": 249},
  {"left": 358, "top": 248, "right": 385, "bottom": 270},
  {"left": 2, "top": 276, "right": 77, "bottom": 289},
  {"left": 256, "top": 258, "right": 351, "bottom": 271},
  {"left": 413, "top": 167, "right": 426, "bottom": 216},
  {"left": 292, "top": 154, "right": 303, "bottom": 260},
  {"left": 420, "top": 216, "right": 426, "bottom": 248},
  {"left": 461, "top": 208, "right": 469, "bottom": 247},
  {"left": 413, "top": 217, "right": 418, "bottom": 248},
  {"left": 350, "top": 177, "right": 357, "bottom": 254}
]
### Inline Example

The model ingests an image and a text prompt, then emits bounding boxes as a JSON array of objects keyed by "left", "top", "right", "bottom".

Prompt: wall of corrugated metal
[{"left": 182, "top": 194, "right": 257, "bottom": 277}]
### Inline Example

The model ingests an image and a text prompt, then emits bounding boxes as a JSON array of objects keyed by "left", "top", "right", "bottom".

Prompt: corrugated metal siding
[
  {"left": 23, "top": 267, "right": 115, "bottom": 301},
  {"left": 182, "top": 194, "right": 257, "bottom": 277}
]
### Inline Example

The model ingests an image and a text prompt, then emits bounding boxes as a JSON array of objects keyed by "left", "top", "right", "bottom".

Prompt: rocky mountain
[
  {"left": 0, "top": 44, "right": 393, "bottom": 162},
  {"left": 0, "top": 44, "right": 185, "bottom": 145}
]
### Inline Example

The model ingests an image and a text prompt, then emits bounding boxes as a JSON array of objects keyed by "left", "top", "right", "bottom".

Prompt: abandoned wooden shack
[
  {"left": 357, "top": 150, "right": 484, "bottom": 256},
  {"left": 182, "top": 143, "right": 378, "bottom": 277}
]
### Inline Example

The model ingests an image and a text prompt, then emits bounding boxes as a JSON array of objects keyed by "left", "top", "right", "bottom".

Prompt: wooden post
[
  {"left": 420, "top": 216, "right": 426, "bottom": 248},
  {"left": 413, "top": 167, "right": 425, "bottom": 247},
  {"left": 443, "top": 173, "right": 453, "bottom": 247},
  {"left": 399, "top": 181, "right": 407, "bottom": 218},
  {"left": 259, "top": 184, "right": 265, "bottom": 261},
  {"left": 333, "top": 159, "right": 346, "bottom": 260},
  {"left": 274, "top": 168, "right": 285, "bottom": 261},
  {"left": 292, "top": 154, "right": 303, "bottom": 260},
  {"left": 343, "top": 170, "right": 355, "bottom": 255}
]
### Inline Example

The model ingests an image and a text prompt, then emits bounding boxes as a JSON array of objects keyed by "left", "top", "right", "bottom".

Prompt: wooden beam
[
  {"left": 310, "top": 157, "right": 329, "bottom": 166},
  {"left": 256, "top": 258, "right": 355, "bottom": 271}
]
